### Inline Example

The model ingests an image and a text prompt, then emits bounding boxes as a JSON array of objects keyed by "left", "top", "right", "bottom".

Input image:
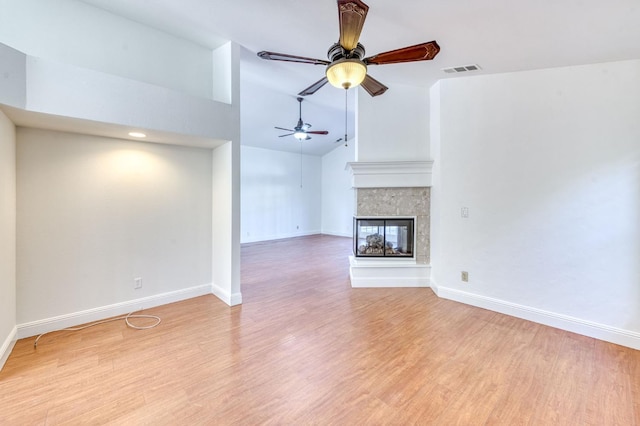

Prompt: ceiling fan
[
  {"left": 276, "top": 97, "right": 329, "bottom": 141},
  {"left": 257, "top": 0, "right": 440, "bottom": 97}
]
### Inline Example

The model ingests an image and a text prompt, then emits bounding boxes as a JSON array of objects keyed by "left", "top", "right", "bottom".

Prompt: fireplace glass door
[{"left": 354, "top": 217, "right": 414, "bottom": 258}]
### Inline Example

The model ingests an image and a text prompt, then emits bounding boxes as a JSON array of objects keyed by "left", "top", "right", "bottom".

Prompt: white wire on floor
[{"left": 33, "top": 311, "right": 162, "bottom": 348}]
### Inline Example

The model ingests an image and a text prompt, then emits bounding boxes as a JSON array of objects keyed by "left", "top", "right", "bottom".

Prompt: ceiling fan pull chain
[{"left": 344, "top": 88, "right": 348, "bottom": 147}]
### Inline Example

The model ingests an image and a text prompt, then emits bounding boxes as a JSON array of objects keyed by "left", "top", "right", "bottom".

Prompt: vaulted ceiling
[{"left": 72, "top": 0, "right": 640, "bottom": 155}]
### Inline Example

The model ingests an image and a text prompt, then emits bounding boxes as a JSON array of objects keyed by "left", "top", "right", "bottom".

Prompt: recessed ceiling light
[{"left": 128, "top": 132, "right": 146, "bottom": 138}]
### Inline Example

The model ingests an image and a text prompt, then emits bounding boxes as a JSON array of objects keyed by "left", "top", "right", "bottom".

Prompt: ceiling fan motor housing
[{"left": 327, "top": 42, "right": 365, "bottom": 61}]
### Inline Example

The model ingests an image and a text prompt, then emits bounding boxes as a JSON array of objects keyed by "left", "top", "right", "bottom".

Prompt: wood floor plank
[{"left": 0, "top": 235, "right": 638, "bottom": 424}]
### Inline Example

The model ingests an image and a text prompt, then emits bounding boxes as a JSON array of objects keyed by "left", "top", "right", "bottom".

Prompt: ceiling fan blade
[
  {"left": 364, "top": 41, "right": 440, "bottom": 65},
  {"left": 338, "top": 0, "right": 369, "bottom": 51},
  {"left": 257, "top": 51, "right": 330, "bottom": 65},
  {"left": 279, "top": 133, "right": 295, "bottom": 138},
  {"left": 298, "top": 77, "right": 329, "bottom": 96},
  {"left": 360, "top": 74, "right": 388, "bottom": 97},
  {"left": 275, "top": 126, "right": 294, "bottom": 132},
  {"left": 307, "top": 130, "right": 329, "bottom": 135}
]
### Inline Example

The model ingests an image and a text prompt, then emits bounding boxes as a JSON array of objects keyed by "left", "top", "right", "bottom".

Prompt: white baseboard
[
  {"left": 432, "top": 283, "right": 640, "bottom": 350},
  {"left": 17, "top": 284, "right": 213, "bottom": 339},
  {"left": 241, "top": 230, "right": 321, "bottom": 244},
  {"left": 0, "top": 326, "right": 17, "bottom": 371},
  {"left": 211, "top": 283, "right": 242, "bottom": 306},
  {"left": 321, "top": 230, "right": 352, "bottom": 238},
  {"left": 350, "top": 276, "right": 431, "bottom": 288},
  {"left": 349, "top": 256, "right": 431, "bottom": 288}
]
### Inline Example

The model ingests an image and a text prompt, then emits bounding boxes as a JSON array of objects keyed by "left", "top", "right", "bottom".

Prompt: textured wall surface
[{"left": 356, "top": 187, "right": 430, "bottom": 264}]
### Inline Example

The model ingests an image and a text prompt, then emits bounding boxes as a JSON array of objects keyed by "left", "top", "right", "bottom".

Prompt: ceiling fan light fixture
[
  {"left": 326, "top": 59, "right": 367, "bottom": 89},
  {"left": 294, "top": 130, "right": 308, "bottom": 140}
]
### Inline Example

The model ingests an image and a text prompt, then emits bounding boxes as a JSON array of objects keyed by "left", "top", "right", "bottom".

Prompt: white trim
[
  {"left": 346, "top": 161, "right": 433, "bottom": 188},
  {"left": 349, "top": 255, "right": 431, "bottom": 288},
  {"left": 240, "top": 230, "right": 321, "bottom": 244},
  {"left": 16, "top": 284, "right": 213, "bottom": 339},
  {"left": 320, "top": 230, "right": 352, "bottom": 238},
  {"left": 433, "top": 283, "right": 640, "bottom": 350},
  {"left": 211, "top": 283, "right": 242, "bottom": 306},
  {"left": 350, "top": 276, "right": 431, "bottom": 288},
  {"left": 0, "top": 326, "right": 17, "bottom": 371}
]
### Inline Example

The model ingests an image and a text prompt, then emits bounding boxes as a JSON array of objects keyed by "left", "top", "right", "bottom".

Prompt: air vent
[{"left": 442, "top": 64, "right": 481, "bottom": 74}]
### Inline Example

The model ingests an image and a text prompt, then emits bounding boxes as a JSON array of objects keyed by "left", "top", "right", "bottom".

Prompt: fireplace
[
  {"left": 346, "top": 161, "right": 433, "bottom": 288},
  {"left": 354, "top": 217, "right": 414, "bottom": 258},
  {"left": 355, "top": 188, "right": 428, "bottom": 263}
]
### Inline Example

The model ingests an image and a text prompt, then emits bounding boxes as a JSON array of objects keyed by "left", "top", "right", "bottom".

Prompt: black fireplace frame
[{"left": 353, "top": 217, "right": 415, "bottom": 258}]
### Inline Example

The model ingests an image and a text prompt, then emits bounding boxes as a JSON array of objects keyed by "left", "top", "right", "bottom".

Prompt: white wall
[
  {"left": 431, "top": 60, "right": 640, "bottom": 347},
  {"left": 211, "top": 40, "right": 242, "bottom": 306},
  {"left": 16, "top": 129, "right": 213, "bottom": 326},
  {"left": 0, "top": 43, "right": 26, "bottom": 109},
  {"left": 241, "top": 146, "right": 321, "bottom": 243},
  {"left": 0, "top": 0, "right": 214, "bottom": 98},
  {"left": 212, "top": 43, "right": 233, "bottom": 105},
  {"left": 356, "top": 83, "right": 430, "bottom": 162},
  {"left": 212, "top": 141, "right": 242, "bottom": 305},
  {"left": 0, "top": 110, "right": 17, "bottom": 368},
  {"left": 23, "top": 55, "right": 237, "bottom": 143},
  {"left": 321, "top": 140, "right": 356, "bottom": 237}
]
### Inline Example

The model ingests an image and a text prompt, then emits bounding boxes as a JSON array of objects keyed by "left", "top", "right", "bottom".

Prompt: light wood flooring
[{"left": 1, "top": 235, "right": 639, "bottom": 424}]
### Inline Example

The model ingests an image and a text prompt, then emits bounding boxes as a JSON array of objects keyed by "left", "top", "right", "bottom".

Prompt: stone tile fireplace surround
[
  {"left": 346, "top": 161, "right": 433, "bottom": 288},
  {"left": 356, "top": 188, "right": 430, "bottom": 263}
]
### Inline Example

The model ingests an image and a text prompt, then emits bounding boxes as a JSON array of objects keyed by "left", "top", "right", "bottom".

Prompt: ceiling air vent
[{"left": 442, "top": 64, "right": 481, "bottom": 74}]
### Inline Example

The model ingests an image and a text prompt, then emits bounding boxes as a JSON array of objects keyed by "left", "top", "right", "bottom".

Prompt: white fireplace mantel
[{"left": 345, "top": 161, "right": 433, "bottom": 188}]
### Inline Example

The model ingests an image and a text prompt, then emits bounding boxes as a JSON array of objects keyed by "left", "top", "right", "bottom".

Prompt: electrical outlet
[
  {"left": 134, "top": 277, "right": 142, "bottom": 289},
  {"left": 461, "top": 271, "right": 469, "bottom": 282}
]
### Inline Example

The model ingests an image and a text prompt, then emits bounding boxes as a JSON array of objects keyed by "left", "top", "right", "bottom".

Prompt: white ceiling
[{"left": 73, "top": 0, "right": 640, "bottom": 155}]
